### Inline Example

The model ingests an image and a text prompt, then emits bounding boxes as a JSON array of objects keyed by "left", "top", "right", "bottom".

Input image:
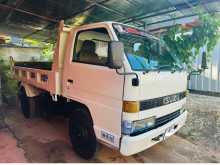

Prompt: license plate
[{"left": 163, "top": 124, "right": 177, "bottom": 140}]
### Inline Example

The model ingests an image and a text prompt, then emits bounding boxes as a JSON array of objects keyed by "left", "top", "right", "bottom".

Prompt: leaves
[
  {"left": 40, "top": 43, "right": 54, "bottom": 61},
  {"left": 24, "top": 39, "right": 54, "bottom": 61},
  {"left": 163, "top": 14, "right": 220, "bottom": 70},
  {"left": 0, "top": 57, "right": 18, "bottom": 102}
]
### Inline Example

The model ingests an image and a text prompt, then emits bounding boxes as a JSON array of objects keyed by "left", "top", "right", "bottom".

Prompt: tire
[
  {"left": 69, "top": 108, "right": 97, "bottom": 159},
  {"left": 37, "top": 93, "right": 52, "bottom": 119},
  {"left": 18, "top": 87, "right": 31, "bottom": 118}
]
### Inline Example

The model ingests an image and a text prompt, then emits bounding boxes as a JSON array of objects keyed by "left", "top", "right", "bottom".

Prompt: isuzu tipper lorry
[{"left": 11, "top": 20, "right": 189, "bottom": 159}]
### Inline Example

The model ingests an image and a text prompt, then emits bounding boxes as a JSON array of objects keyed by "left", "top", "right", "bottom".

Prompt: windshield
[{"left": 113, "top": 24, "right": 183, "bottom": 72}]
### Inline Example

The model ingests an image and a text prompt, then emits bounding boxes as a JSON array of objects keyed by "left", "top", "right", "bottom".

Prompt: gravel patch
[{"left": 178, "top": 93, "right": 220, "bottom": 152}]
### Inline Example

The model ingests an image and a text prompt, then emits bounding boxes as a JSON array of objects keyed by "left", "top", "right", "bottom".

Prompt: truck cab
[{"left": 13, "top": 21, "right": 187, "bottom": 159}]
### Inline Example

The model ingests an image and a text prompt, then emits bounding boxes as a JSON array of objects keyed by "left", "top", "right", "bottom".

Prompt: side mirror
[
  {"left": 201, "top": 51, "right": 208, "bottom": 70},
  {"left": 188, "top": 51, "right": 208, "bottom": 80},
  {"left": 108, "top": 41, "right": 124, "bottom": 69}
]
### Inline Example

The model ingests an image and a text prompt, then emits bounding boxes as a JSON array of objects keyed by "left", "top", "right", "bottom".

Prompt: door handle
[{"left": 67, "top": 79, "right": 73, "bottom": 84}]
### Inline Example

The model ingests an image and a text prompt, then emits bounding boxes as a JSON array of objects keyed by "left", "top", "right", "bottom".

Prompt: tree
[
  {"left": 0, "top": 57, "right": 17, "bottom": 104},
  {"left": 163, "top": 13, "right": 220, "bottom": 70},
  {"left": 40, "top": 43, "right": 54, "bottom": 61}
]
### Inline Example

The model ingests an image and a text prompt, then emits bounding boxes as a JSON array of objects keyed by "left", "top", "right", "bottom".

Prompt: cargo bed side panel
[{"left": 14, "top": 67, "right": 54, "bottom": 93}]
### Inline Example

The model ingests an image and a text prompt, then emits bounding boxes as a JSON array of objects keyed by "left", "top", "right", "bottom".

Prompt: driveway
[{"left": 0, "top": 94, "right": 219, "bottom": 163}]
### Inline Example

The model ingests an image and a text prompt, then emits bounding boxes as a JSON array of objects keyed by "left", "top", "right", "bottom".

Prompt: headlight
[
  {"left": 134, "top": 117, "right": 155, "bottom": 130},
  {"left": 122, "top": 116, "right": 156, "bottom": 135}
]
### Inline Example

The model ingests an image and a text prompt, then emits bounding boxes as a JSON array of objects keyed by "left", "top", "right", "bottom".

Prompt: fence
[{"left": 188, "top": 40, "right": 220, "bottom": 93}]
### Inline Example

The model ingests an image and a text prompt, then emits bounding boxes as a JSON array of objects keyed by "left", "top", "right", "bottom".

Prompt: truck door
[{"left": 63, "top": 27, "right": 124, "bottom": 148}]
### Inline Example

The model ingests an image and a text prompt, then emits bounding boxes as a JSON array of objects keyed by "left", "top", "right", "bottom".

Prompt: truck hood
[
  {"left": 139, "top": 71, "right": 187, "bottom": 100},
  {"left": 123, "top": 71, "right": 187, "bottom": 121}
]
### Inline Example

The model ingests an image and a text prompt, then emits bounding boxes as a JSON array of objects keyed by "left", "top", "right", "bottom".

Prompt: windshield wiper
[
  {"left": 157, "top": 64, "right": 183, "bottom": 73},
  {"left": 158, "top": 65, "right": 172, "bottom": 70},
  {"left": 155, "top": 65, "right": 173, "bottom": 73},
  {"left": 171, "top": 64, "right": 183, "bottom": 72}
]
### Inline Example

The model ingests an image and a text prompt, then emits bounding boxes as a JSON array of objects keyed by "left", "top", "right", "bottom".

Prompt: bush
[
  {"left": 0, "top": 57, "right": 18, "bottom": 105},
  {"left": 163, "top": 13, "right": 220, "bottom": 70}
]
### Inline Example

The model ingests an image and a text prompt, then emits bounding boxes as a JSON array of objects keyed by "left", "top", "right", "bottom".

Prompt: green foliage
[
  {"left": 0, "top": 39, "right": 53, "bottom": 104},
  {"left": 40, "top": 43, "right": 54, "bottom": 61},
  {"left": 0, "top": 57, "right": 18, "bottom": 103},
  {"left": 24, "top": 39, "right": 54, "bottom": 61},
  {"left": 163, "top": 13, "right": 220, "bottom": 70},
  {"left": 24, "top": 38, "right": 41, "bottom": 47}
]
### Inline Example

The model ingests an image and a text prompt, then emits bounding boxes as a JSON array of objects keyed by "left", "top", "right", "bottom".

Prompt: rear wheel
[
  {"left": 18, "top": 87, "right": 38, "bottom": 118},
  {"left": 18, "top": 87, "right": 31, "bottom": 118},
  {"left": 37, "top": 93, "right": 52, "bottom": 119},
  {"left": 69, "top": 108, "right": 97, "bottom": 159}
]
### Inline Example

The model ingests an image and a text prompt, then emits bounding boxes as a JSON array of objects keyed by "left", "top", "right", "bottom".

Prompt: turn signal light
[{"left": 123, "top": 101, "right": 140, "bottom": 113}]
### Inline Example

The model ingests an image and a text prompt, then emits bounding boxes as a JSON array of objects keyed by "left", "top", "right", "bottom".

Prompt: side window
[{"left": 73, "top": 28, "right": 111, "bottom": 66}]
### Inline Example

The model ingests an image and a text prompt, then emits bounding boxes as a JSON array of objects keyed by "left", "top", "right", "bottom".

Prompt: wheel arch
[
  {"left": 66, "top": 100, "right": 94, "bottom": 125},
  {"left": 19, "top": 82, "right": 42, "bottom": 97}
]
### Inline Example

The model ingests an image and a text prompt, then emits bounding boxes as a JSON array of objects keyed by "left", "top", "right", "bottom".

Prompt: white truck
[{"left": 12, "top": 20, "right": 189, "bottom": 159}]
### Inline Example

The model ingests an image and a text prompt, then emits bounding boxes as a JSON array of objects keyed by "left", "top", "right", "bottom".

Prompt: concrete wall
[
  {"left": 0, "top": 47, "right": 41, "bottom": 62},
  {"left": 188, "top": 39, "right": 220, "bottom": 93}
]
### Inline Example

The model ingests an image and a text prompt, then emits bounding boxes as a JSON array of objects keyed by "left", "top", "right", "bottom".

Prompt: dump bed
[
  {"left": 14, "top": 62, "right": 53, "bottom": 70},
  {"left": 13, "top": 64, "right": 54, "bottom": 92},
  {"left": 12, "top": 21, "right": 71, "bottom": 96}
]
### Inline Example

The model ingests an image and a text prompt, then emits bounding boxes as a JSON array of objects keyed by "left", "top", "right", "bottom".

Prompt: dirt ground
[{"left": 0, "top": 93, "right": 219, "bottom": 163}]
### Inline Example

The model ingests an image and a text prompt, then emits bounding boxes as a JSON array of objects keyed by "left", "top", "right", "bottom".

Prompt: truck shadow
[{"left": 1, "top": 105, "right": 219, "bottom": 163}]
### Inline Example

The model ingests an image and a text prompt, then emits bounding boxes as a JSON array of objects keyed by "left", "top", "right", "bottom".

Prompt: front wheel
[{"left": 69, "top": 108, "right": 97, "bottom": 159}]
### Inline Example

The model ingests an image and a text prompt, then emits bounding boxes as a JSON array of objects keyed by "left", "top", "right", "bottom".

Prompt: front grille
[
  {"left": 130, "top": 109, "right": 181, "bottom": 136},
  {"left": 140, "top": 91, "right": 186, "bottom": 111},
  {"left": 155, "top": 110, "right": 181, "bottom": 128}
]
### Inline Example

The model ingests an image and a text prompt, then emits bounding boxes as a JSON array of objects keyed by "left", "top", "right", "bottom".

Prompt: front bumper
[{"left": 120, "top": 111, "right": 187, "bottom": 156}]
